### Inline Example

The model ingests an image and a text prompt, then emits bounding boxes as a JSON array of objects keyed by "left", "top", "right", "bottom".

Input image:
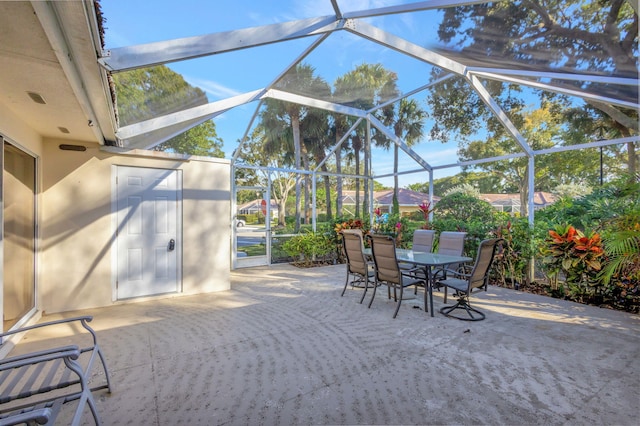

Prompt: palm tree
[
  {"left": 334, "top": 64, "right": 399, "bottom": 217},
  {"left": 301, "top": 106, "right": 333, "bottom": 222},
  {"left": 390, "top": 98, "right": 427, "bottom": 214},
  {"left": 261, "top": 63, "right": 330, "bottom": 231}
]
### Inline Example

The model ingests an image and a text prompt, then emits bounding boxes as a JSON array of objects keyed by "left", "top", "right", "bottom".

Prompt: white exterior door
[{"left": 115, "top": 166, "right": 181, "bottom": 299}]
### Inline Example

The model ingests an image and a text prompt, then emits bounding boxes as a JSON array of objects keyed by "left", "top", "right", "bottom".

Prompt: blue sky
[{"left": 101, "top": 0, "right": 475, "bottom": 186}]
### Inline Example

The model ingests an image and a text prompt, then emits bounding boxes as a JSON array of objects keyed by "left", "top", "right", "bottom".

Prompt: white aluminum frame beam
[
  {"left": 343, "top": 0, "right": 497, "bottom": 19},
  {"left": 99, "top": 17, "right": 343, "bottom": 72},
  {"left": 346, "top": 20, "right": 467, "bottom": 75},
  {"left": 315, "top": 118, "right": 365, "bottom": 171},
  {"left": 266, "top": 89, "right": 367, "bottom": 117},
  {"left": 117, "top": 89, "right": 264, "bottom": 140},
  {"left": 471, "top": 71, "right": 639, "bottom": 110},
  {"left": 368, "top": 114, "right": 433, "bottom": 171},
  {"left": 467, "top": 74, "right": 533, "bottom": 156},
  {"left": 468, "top": 68, "right": 639, "bottom": 86}
]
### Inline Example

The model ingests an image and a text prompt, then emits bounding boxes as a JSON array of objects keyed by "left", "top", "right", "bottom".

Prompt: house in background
[
  {"left": 340, "top": 188, "right": 558, "bottom": 218},
  {"left": 480, "top": 192, "right": 558, "bottom": 214},
  {"left": 342, "top": 188, "right": 439, "bottom": 217},
  {"left": 237, "top": 199, "right": 279, "bottom": 220},
  {"left": 0, "top": 1, "right": 230, "bottom": 344}
]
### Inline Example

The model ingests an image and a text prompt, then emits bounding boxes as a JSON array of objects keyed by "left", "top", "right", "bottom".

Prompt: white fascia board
[
  {"left": 346, "top": 20, "right": 467, "bottom": 75},
  {"left": 264, "top": 89, "right": 367, "bottom": 117},
  {"left": 32, "top": 1, "right": 106, "bottom": 143},
  {"left": 100, "top": 16, "right": 341, "bottom": 72},
  {"left": 470, "top": 71, "right": 639, "bottom": 110},
  {"left": 116, "top": 89, "right": 264, "bottom": 139},
  {"left": 343, "top": 0, "right": 493, "bottom": 19},
  {"left": 368, "top": 114, "right": 433, "bottom": 171},
  {"left": 467, "top": 74, "right": 534, "bottom": 155}
]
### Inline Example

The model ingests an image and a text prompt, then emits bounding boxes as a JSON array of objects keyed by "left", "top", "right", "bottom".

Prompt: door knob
[{"left": 168, "top": 239, "right": 175, "bottom": 251}]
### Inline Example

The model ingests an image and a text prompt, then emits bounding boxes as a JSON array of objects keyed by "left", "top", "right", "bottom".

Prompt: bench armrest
[
  {"left": 0, "top": 316, "right": 97, "bottom": 347},
  {"left": 0, "top": 346, "right": 80, "bottom": 371},
  {"left": 0, "top": 407, "right": 52, "bottom": 426}
]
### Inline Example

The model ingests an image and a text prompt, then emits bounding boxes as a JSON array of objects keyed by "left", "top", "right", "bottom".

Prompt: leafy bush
[
  {"left": 431, "top": 192, "right": 498, "bottom": 256},
  {"left": 490, "top": 216, "right": 533, "bottom": 287},
  {"left": 281, "top": 230, "right": 335, "bottom": 267},
  {"left": 539, "top": 224, "right": 605, "bottom": 300}
]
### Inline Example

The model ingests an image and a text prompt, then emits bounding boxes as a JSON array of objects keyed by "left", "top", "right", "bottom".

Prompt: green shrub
[
  {"left": 281, "top": 230, "right": 335, "bottom": 267},
  {"left": 490, "top": 216, "right": 533, "bottom": 287},
  {"left": 539, "top": 224, "right": 605, "bottom": 300},
  {"left": 430, "top": 192, "right": 498, "bottom": 257}
]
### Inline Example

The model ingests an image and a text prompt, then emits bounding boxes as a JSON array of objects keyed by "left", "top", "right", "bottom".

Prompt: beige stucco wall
[{"left": 39, "top": 140, "right": 231, "bottom": 314}]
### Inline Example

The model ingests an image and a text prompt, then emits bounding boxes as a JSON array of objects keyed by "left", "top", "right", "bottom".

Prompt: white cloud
[{"left": 183, "top": 76, "right": 243, "bottom": 99}]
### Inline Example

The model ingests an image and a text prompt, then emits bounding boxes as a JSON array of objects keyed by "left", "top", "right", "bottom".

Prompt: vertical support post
[
  {"left": 527, "top": 155, "right": 535, "bottom": 284},
  {"left": 266, "top": 174, "right": 272, "bottom": 265},
  {"left": 428, "top": 169, "right": 434, "bottom": 222},
  {"left": 312, "top": 174, "right": 317, "bottom": 233}
]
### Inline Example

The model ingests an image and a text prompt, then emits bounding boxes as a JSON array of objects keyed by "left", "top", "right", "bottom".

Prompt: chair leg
[
  {"left": 359, "top": 276, "right": 372, "bottom": 304},
  {"left": 393, "top": 286, "right": 403, "bottom": 318},
  {"left": 368, "top": 278, "right": 379, "bottom": 309},
  {"left": 341, "top": 272, "right": 350, "bottom": 296},
  {"left": 439, "top": 295, "right": 486, "bottom": 321},
  {"left": 423, "top": 284, "right": 429, "bottom": 313}
]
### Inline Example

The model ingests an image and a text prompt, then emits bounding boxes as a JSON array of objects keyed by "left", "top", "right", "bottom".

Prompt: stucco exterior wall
[{"left": 40, "top": 140, "right": 231, "bottom": 314}]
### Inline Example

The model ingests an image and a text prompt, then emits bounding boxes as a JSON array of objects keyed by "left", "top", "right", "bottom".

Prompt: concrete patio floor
[{"left": 5, "top": 263, "right": 640, "bottom": 425}]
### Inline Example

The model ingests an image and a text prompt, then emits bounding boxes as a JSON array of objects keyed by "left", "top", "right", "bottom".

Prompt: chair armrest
[
  {"left": 0, "top": 345, "right": 80, "bottom": 369},
  {"left": 0, "top": 316, "right": 95, "bottom": 345},
  {"left": 0, "top": 407, "right": 52, "bottom": 426}
]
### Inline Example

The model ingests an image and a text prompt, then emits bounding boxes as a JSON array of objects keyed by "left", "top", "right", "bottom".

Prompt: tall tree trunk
[
  {"left": 322, "top": 164, "right": 332, "bottom": 220},
  {"left": 301, "top": 145, "right": 311, "bottom": 225},
  {"left": 277, "top": 198, "right": 287, "bottom": 227},
  {"left": 629, "top": 141, "right": 637, "bottom": 175},
  {"left": 292, "top": 114, "right": 301, "bottom": 232},
  {"left": 519, "top": 165, "right": 529, "bottom": 218}
]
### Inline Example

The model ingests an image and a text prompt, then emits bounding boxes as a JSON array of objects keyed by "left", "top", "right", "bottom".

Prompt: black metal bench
[{"left": 0, "top": 316, "right": 112, "bottom": 425}]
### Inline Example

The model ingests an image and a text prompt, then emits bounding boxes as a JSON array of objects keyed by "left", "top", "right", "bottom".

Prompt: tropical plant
[
  {"left": 389, "top": 98, "right": 426, "bottom": 214},
  {"left": 490, "top": 217, "right": 533, "bottom": 287},
  {"left": 600, "top": 214, "right": 640, "bottom": 285},
  {"left": 261, "top": 63, "right": 331, "bottom": 231},
  {"left": 540, "top": 224, "right": 605, "bottom": 299}
]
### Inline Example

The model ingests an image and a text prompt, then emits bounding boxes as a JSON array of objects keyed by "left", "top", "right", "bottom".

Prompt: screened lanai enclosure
[{"left": 99, "top": 0, "right": 639, "bottom": 268}]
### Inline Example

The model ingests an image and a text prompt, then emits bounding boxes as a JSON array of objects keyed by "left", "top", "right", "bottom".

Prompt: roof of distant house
[
  {"left": 479, "top": 192, "right": 557, "bottom": 206},
  {"left": 342, "top": 188, "right": 439, "bottom": 206}
]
